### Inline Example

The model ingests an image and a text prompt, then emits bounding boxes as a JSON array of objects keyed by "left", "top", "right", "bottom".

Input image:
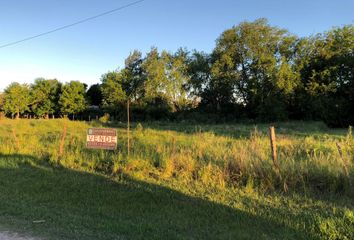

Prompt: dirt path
[{"left": 0, "top": 231, "right": 38, "bottom": 240}]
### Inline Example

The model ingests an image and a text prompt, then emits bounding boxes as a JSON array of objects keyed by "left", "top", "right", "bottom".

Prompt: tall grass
[
  {"left": 0, "top": 119, "right": 353, "bottom": 239},
  {"left": 0, "top": 119, "right": 352, "bottom": 196}
]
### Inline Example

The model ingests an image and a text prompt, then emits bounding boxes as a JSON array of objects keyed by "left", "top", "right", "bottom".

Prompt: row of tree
[
  {"left": 0, "top": 80, "right": 86, "bottom": 119},
  {"left": 0, "top": 19, "right": 353, "bottom": 126}
]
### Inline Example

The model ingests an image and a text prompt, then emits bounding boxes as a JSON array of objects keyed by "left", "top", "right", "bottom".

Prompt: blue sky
[{"left": 0, "top": 0, "right": 353, "bottom": 90}]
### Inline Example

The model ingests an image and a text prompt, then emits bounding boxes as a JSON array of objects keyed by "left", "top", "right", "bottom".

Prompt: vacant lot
[{"left": 0, "top": 119, "right": 353, "bottom": 239}]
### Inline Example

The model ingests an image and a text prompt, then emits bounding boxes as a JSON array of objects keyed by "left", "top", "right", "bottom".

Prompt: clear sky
[{"left": 0, "top": 0, "right": 353, "bottom": 91}]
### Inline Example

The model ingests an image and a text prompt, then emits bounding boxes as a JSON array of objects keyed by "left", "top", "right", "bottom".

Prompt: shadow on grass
[{"left": 0, "top": 153, "right": 309, "bottom": 240}]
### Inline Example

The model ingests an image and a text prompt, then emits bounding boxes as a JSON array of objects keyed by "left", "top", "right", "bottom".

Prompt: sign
[{"left": 86, "top": 128, "right": 117, "bottom": 150}]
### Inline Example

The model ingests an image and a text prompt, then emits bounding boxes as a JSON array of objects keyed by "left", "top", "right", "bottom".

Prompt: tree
[
  {"left": 211, "top": 18, "right": 299, "bottom": 119},
  {"left": 139, "top": 48, "right": 191, "bottom": 111},
  {"left": 164, "top": 48, "right": 190, "bottom": 111},
  {"left": 31, "top": 78, "right": 61, "bottom": 118},
  {"left": 0, "top": 93, "right": 4, "bottom": 111},
  {"left": 59, "top": 81, "right": 87, "bottom": 118},
  {"left": 141, "top": 47, "right": 170, "bottom": 101},
  {"left": 137, "top": 48, "right": 173, "bottom": 118},
  {"left": 186, "top": 51, "right": 212, "bottom": 99},
  {"left": 296, "top": 24, "right": 354, "bottom": 126},
  {"left": 101, "top": 71, "right": 127, "bottom": 108},
  {"left": 0, "top": 92, "right": 4, "bottom": 119},
  {"left": 86, "top": 84, "right": 103, "bottom": 106},
  {"left": 121, "top": 50, "right": 144, "bottom": 100},
  {"left": 3, "top": 82, "right": 31, "bottom": 119}
]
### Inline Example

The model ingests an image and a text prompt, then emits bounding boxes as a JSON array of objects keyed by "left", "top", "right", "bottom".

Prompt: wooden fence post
[{"left": 269, "top": 126, "right": 279, "bottom": 170}]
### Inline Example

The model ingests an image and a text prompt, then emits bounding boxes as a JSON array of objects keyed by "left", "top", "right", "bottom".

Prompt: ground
[
  {"left": 0, "top": 120, "right": 352, "bottom": 239},
  {"left": 0, "top": 231, "right": 38, "bottom": 240}
]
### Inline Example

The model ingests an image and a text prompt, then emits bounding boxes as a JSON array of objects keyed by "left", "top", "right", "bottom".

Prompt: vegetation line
[{"left": 0, "top": 19, "right": 352, "bottom": 127}]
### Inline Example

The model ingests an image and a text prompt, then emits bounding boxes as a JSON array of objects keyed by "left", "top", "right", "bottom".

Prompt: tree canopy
[
  {"left": 0, "top": 19, "right": 352, "bottom": 126},
  {"left": 86, "top": 83, "right": 103, "bottom": 106},
  {"left": 3, "top": 82, "right": 31, "bottom": 118},
  {"left": 59, "top": 81, "right": 87, "bottom": 117},
  {"left": 31, "top": 78, "right": 61, "bottom": 118}
]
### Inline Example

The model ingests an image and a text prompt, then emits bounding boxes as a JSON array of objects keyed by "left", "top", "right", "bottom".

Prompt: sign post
[{"left": 86, "top": 128, "right": 117, "bottom": 150}]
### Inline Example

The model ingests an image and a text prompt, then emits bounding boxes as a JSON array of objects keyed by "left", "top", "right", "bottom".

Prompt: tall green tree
[
  {"left": 186, "top": 51, "right": 212, "bottom": 99},
  {"left": 121, "top": 50, "right": 144, "bottom": 100},
  {"left": 86, "top": 84, "right": 103, "bottom": 106},
  {"left": 31, "top": 78, "right": 61, "bottom": 118},
  {"left": 296, "top": 25, "right": 354, "bottom": 126},
  {"left": 140, "top": 48, "right": 190, "bottom": 111},
  {"left": 138, "top": 47, "right": 173, "bottom": 118},
  {"left": 211, "top": 18, "right": 299, "bottom": 119},
  {"left": 101, "top": 71, "right": 127, "bottom": 108},
  {"left": 3, "top": 82, "right": 31, "bottom": 119},
  {"left": 59, "top": 81, "right": 87, "bottom": 118},
  {"left": 141, "top": 47, "right": 170, "bottom": 101},
  {"left": 164, "top": 48, "right": 190, "bottom": 111}
]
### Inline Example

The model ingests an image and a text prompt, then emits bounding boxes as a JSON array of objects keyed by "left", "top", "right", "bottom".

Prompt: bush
[{"left": 99, "top": 113, "right": 110, "bottom": 123}]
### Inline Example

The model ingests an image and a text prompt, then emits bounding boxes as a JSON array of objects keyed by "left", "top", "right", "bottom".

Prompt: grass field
[{"left": 0, "top": 119, "right": 353, "bottom": 239}]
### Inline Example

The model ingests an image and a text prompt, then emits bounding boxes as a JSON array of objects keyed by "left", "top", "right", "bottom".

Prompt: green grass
[{"left": 0, "top": 119, "right": 353, "bottom": 239}]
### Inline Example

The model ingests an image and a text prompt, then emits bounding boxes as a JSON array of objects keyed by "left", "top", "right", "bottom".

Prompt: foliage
[
  {"left": 96, "top": 20, "right": 352, "bottom": 125},
  {"left": 31, "top": 78, "right": 61, "bottom": 118},
  {"left": 121, "top": 50, "right": 144, "bottom": 99},
  {"left": 3, "top": 82, "right": 31, "bottom": 118},
  {"left": 99, "top": 113, "right": 110, "bottom": 123},
  {"left": 210, "top": 18, "right": 299, "bottom": 119},
  {"left": 295, "top": 25, "right": 354, "bottom": 126},
  {"left": 0, "top": 92, "right": 4, "bottom": 111},
  {"left": 101, "top": 71, "right": 127, "bottom": 108},
  {"left": 86, "top": 83, "right": 103, "bottom": 106},
  {"left": 0, "top": 20, "right": 353, "bottom": 126},
  {"left": 163, "top": 48, "right": 190, "bottom": 111},
  {"left": 59, "top": 81, "right": 87, "bottom": 116},
  {"left": 141, "top": 47, "right": 170, "bottom": 100},
  {"left": 186, "top": 50, "right": 212, "bottom": 98}
]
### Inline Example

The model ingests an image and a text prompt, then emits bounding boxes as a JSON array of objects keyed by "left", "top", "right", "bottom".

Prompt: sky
[{"left": 0, "top": 0, "right": 353, "bottom": 91}]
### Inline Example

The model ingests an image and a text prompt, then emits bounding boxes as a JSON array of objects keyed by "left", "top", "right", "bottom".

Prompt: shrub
[{"left": 99, "top": 113, "right": 110, "bottom": 123}]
